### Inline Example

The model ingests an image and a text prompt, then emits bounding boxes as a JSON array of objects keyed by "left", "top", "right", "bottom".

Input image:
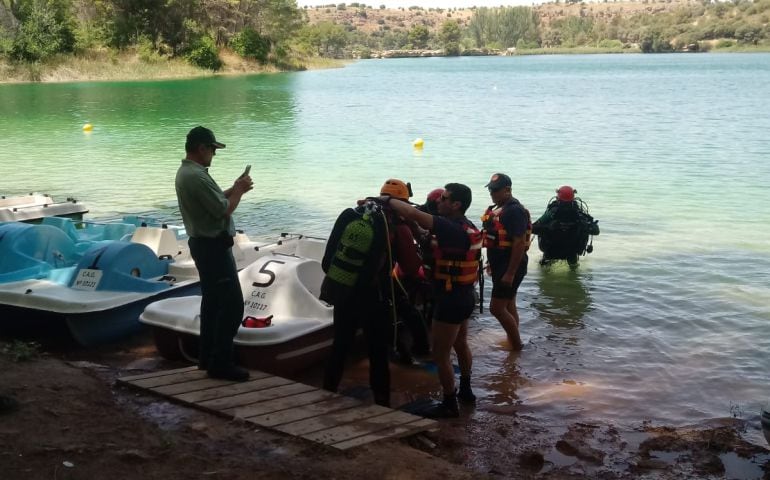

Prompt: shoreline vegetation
[{"left": 1, "top": 0, "right": 770, "bottom": 84}]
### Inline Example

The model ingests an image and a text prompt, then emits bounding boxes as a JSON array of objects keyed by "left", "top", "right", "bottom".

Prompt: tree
[
  {"left": 407, "top": 23, "right": 429, "bottom": 48},
  {"left": 439, "top": 19, "right": 461, "bottom": 55},
  {"left": 9, "top": 0, "right": 75, "bottom": 61}
]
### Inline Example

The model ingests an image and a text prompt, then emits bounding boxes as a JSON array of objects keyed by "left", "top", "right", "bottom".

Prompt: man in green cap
[{"left": 175, "top": 126, "right": 253, "bottom": 382}]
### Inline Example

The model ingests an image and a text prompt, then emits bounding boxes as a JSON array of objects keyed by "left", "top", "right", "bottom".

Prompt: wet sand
[{"left": 1, "top": 332, "right": 769, "bottom": 479}]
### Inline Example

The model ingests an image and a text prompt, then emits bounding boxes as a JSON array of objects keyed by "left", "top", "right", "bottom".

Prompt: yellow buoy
[
  {"left": 413, "top": 138, "right": 424, "bottom": 149},
  {"left": 82, "top": 123, "right": 93, "bottom": 132}
]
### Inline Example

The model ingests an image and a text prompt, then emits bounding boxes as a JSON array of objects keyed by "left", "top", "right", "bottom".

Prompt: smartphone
[{"left": 241, "top": 165, "right": 251, "bottom": 178}]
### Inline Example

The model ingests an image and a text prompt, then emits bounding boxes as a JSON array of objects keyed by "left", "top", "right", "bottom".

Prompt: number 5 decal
[{"left": 252, "top": 260, "right": 285, "bottom": 288}]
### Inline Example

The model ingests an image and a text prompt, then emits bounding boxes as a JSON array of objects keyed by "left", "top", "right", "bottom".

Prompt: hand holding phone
[{"left": 241, "top": 165, "right": 252, "bottom": 178}]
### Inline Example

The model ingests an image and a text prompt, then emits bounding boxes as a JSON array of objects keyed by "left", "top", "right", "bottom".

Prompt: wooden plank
[
  {"left": 197, "top": 380, "right": 310, "bottom": 410},
  {"left": 246, "top": 396, "right": 361, "bottom": 428},
  {"left": 171, "top": 374, "right": 279, "bottom": 403},
  {"left": 330, "top": 418, "right": 438, "bottom": 450},
  {"left": 299, "top": 410, "right": 423, "bottom": 445},
  {"left": 276, "top": 404, "right": 392, "bottom": 436},
  {"left": 224, "top": 389, "right": 337, "bottom": 419},
  {"left": 118, "top": 366, "right": 198, "bottom": 382},
  {"left": 129, "top": 369, "right": 210, "bottom": 388},
  {"left": 151, "top": 377, "right": 237, "bottom": 395},
  {"left": 153, "top": 371, "right": 274, "bottom": 396}
]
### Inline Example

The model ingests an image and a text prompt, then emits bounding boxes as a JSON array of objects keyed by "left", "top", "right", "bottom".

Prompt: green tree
[
  {"left": 9, "top": 0, "right": 75, "bottom": 61},
  {"left": 185, "top": 34, "right": 222, "bottom": 69},
  {"left": 438, "top": 18, "right": 461, "bottom": 55},
  {"left": 407, "top": 23, "right": 429, "bottom": 48},
  {"left": 230, "top": 26, "right": 270, "bottom": 63}
]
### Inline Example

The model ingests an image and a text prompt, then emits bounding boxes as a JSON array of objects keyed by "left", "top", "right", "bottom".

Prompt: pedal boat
[{"left": 139, "top": 236, "right": 333, "bottom": 375}]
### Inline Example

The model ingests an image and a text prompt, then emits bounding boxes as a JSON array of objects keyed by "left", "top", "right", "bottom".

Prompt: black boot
[
  {"left": 457, "top": 376, "right": 476, "bottom": 404},
  {"left": 422, "top": 392, "right": 459, "bottom": 419}
]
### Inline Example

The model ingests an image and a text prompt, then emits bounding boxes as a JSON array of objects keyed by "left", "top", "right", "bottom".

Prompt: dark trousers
[
  {"left": 188, "top": 237, "right": 243, "bottom": 371},
  {"left": 322, "top": 288, "right": 391, "bottom": 406}
]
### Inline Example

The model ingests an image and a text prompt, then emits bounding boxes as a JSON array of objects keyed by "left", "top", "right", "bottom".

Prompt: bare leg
[
  {"left": 431, "top": 321, "right": 461, "bottom": 395},
  {"left": 490, "top": 296, "right": 522, "bottom": 350},
  {"left": 453, "top": 319, "right": 472, "bottom": 378}
]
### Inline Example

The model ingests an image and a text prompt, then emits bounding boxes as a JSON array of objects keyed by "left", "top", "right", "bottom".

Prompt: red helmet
[
  {"left": 426, "top": 188, "right": 444, "bottom": 203},
  {"left": 556, "top": 185, "right": 576, "bottom": 202}
]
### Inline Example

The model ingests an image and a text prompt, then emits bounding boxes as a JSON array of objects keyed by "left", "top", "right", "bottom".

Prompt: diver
[{"left": 531, "top": 185, "right": 599, "bottom": 267}]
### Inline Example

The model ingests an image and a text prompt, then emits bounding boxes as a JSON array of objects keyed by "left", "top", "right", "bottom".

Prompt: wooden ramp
[{"left": 117, "top": 366, "right": 438, "bottom": 450}]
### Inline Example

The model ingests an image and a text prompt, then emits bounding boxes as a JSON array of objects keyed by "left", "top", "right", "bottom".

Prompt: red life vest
[
  {"left": 481, "top": 200, "right": 532, "bottom": 251},
  {"left": 431, "top": 218, "right": 482, "bottom": 291}
]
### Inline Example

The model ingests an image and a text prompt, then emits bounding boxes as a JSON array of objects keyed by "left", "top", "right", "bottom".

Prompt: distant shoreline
[{"left": 2, "top": 45, "right": 769, "bottom": 85}]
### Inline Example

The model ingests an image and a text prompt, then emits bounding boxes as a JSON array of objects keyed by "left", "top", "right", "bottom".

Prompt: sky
[{"left": 297, "top": 0, "right": 540, "bottom": 8}]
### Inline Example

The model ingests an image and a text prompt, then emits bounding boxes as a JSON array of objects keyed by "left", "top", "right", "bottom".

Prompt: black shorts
[
  {"left": 433, "top": 288, "right": 475, "bottom": 325},
  {"left": 491, "top": 259, "right": 527, "bottom": 300}
]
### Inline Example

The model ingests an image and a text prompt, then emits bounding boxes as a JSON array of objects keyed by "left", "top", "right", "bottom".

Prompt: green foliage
[
  {"left": 9, "top": 0, "right": 76, "bottom": 61},
  {"left": 185, "top": 35, "right": 222, "bottom": 70},
  {"left": 295, "top": 21, "right": 347, "bottom": 57},
  {"left": 407, "top": 23, "right": 429, "bottom": 48},
  {"left": 597, "top": 38, "right": 622, "bottom": 49},
  {"left": 468, "top": 6, "right": 539, "bottom": 49},
  {"left": 137, "top": 35, "right": 163, "bottom": 63},
  {"left": 231, "top": 27, "right": 270, "bottom": 63}
]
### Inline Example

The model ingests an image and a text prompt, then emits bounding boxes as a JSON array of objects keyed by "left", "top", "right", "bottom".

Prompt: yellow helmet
[{"left": 380, "top": 178, "right": 412, "bottom": 201}]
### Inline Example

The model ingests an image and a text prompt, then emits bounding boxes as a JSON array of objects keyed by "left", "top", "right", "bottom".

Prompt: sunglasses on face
[{"left": 440, "top": 194, "right": 452, "bottom": 202}]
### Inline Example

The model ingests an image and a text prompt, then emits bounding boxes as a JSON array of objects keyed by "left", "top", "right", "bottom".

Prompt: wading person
[
  {"left": 320, "top": 179, "right": 421, "bottom": 407},
  {"left": 175, "top": 126, "right": 253, "bottom": 381},
  {"left": 481, "top": 173, "right": 531, "bottom": 351},
  {"left": 382, "top": 183, "right": 481, "bottom": 418}
]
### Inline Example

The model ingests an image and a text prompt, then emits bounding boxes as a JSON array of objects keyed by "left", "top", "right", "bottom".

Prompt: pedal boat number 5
[{"left": 140, "top": 237, "right": 334, "bottom": 375}]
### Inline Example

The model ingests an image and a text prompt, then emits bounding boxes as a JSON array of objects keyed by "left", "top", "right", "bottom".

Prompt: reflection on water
[{"left": 531, "top": 264, "right": 592, "bottom": 331}]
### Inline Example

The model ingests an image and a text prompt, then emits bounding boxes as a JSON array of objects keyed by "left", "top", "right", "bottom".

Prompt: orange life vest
[
  {"left": 431, "top": 218, "right": 482, "bottom": 291},
  {"left": 481, "top": 200, "right": 532, "bottom": 251}
]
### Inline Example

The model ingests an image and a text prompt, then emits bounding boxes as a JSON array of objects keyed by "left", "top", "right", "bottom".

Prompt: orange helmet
[
  {"left": 556, "top": 185, "right": 576, "bottom": 202},
  {"left": 380, "top": 179, "right": 412, "bottom": 201}
]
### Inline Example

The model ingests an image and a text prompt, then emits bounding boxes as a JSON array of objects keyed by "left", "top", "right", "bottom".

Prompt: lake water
[{"left": 2, "top": 54, "right": 770, "bottom": 446}]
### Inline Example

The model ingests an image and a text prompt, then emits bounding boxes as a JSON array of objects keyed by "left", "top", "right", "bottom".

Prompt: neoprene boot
[
  {"left": 423, "top": 392, "right": 459, "bottom": 419},
  {"left": 457, "top": 376, "right": 476, "bottom": 404}
]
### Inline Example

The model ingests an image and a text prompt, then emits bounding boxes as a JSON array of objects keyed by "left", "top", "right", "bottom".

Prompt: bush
[
  {"left": 185, "top": 36, "right": 222, "bottom": 71},
  {"left": 10, "top": 3, "right": 75, "bottom": 62},
  {"left": 230, "top": 28, "right": 270, "bottom": 63},
  {"left": 716, "top": 39, "right": 735, "bottom": 48},
  {"left": 444, "top": 41, "right": 461, "bottom": 55},
  {"left": 135, "top": 36, "right": 161, "bottom": 63},
  {"left": 597, "top": 38, "right": 623, "bottom": 48}
]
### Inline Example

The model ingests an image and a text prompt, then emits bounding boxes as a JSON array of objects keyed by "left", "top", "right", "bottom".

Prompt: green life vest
[{"left": 320, "top": 202, "right": 386, "bottom": 305}]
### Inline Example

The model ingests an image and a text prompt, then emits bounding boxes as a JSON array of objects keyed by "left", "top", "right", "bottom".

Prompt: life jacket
[
  {"left": 320, "top": 201, "right": 386, "bottom": 305},
  {"left": 481, "top": 199, "right": 532, "bottom": 251},
  {"left": 431, "top": 218, "right": 482, "bottom": 292}
]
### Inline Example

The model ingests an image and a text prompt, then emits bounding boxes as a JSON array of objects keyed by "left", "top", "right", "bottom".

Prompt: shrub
[
  {"left": 716, "top": 39, "right": 735, "bottom": 48},
  {"left": 185, "top": 36, "right": 222, "bottom": 71},
  {"left": 597, "top": 38, "right": 623, "bottom": 48},
  {"left": 230, "top": 28, "right": 270, "bottom": 63},
  {"left": 10, "top": 2, "right": 75, "bottom": 62},
  {"left": 137, "top": 35, "right": 163, "bottom": 63}
]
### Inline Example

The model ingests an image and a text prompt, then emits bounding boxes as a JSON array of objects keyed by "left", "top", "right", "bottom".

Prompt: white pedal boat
[
  {"left": 0, "top": 217, "right": 302, "bottom": 346},
  {"left": 140, "top": 236, "right": 333, "bottom": 375},
  {"left": 0, "top": 193, "right": 88, "bottom": 222}
]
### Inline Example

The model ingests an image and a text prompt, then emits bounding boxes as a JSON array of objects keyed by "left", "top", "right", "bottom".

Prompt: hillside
[{"left": 302, "top": 1, "right": 698, "bottom": 34}]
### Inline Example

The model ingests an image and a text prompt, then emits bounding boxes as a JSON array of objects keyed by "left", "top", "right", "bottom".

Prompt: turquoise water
[{"left": 2, "top": 54, "right": 769, "bottom": 440}]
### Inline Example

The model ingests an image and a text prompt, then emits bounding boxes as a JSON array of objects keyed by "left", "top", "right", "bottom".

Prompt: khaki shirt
[{"left": 175, "top": 159, "right": 235, "bottom": 238}]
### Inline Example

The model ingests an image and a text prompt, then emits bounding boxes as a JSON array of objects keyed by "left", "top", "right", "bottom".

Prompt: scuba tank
[{"left": 320, "top": 200, "right": 386, "bottom": 306}]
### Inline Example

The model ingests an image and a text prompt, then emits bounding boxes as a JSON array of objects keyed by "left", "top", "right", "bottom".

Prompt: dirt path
[{"left": 1, "top": 335, "right": 768, "bottom": 479}]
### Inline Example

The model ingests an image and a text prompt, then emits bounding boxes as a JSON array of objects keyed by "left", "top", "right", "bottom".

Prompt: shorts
[
  {"left": 433, "top": 288, "right": 475, "bottom": 325},
  {"left": 490, "top": 259, "right": 527, "bottom": 300}
]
